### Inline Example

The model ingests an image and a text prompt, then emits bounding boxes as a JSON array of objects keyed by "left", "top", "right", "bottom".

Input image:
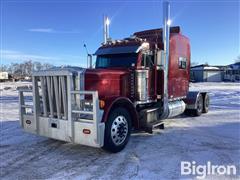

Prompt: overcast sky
[{"left": 1, "top": 0, "right": 239, "bottom": 66}]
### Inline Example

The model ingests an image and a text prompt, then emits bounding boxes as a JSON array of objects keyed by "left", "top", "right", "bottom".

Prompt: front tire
[{"left": 103, "top": 107, "right": 132, "bottom": 153}]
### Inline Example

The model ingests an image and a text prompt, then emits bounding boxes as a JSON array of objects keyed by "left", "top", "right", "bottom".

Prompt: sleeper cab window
[{"left": 178, "top": 57, "right": 187, "bottom": 69}]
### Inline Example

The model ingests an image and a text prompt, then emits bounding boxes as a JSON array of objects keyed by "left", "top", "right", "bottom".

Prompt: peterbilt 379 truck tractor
[{"left": 19, "top": 2, "right": 209, "bottom": 152}]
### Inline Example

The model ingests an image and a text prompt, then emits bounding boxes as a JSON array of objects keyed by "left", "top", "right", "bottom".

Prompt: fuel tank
[{"left": 84, "top": 68, "right": 131, "bottom": 99}]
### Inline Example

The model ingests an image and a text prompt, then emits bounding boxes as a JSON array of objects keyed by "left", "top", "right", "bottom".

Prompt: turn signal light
[
  {"left": 83, "top": 129, "right": 91, "bottom": 134},
  {"left": 99, "top": 100, "right": 105, "bottom": 109}
]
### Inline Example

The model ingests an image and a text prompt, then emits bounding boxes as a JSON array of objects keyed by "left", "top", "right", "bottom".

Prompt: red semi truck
[{"left": 19, "top": 2, "right": 209, "bottom": 152}]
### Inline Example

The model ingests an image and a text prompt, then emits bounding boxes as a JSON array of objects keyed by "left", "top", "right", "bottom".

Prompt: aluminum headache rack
[{"left": 19, "top": 67, "right": 105, "bottom": 148}]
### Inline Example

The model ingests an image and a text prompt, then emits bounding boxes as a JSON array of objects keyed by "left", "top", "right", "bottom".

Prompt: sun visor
[{"left": 94, "top": 45, "right": 141, "bottom": 55}]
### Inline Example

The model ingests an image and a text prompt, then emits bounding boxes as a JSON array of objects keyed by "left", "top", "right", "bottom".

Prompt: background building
[
  {"left": 224, "top": 62, "right": 240, "bottom": 82},
  {"left": 0, "top": 72, "right": 9, "bottom": 82},
  {"left": 191, "top": 64, "right": 222, "bottom": 82},
  {"left": 191, "top": 63, "right": 240, "bottom": 82}
]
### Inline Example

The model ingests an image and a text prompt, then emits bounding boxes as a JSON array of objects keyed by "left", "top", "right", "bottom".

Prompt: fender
[
  {"left": 184, "top": 91, "right": 208, "bottom": 110},
  {"left": 102, "top": 97, "right": 139, "bottom": 129}
]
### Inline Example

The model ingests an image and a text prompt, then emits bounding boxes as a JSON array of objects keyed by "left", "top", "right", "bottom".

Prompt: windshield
[{"left": 95, "top": 53, "right": 137, "bottom": 68}]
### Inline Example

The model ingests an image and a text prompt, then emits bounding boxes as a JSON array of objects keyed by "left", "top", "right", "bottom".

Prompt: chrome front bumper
[{"left": 19, "top": 86, "right": 105, "bottom": 148}]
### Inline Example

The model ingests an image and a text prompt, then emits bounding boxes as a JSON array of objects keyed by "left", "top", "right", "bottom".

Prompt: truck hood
[{"left": 84, "top": 68, "right": 130, "bottom": 99}]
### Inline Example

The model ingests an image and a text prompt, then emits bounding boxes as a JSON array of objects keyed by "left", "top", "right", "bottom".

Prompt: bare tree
[
  {"left": 33, "top": 61, "right": 42, "bottom": 71},
  {"left": 10, "top": 63, "right": 21, "bottom": 76},
  {"left": 3, "top": 61, "right": 55, "bottom": 78},
  {"left": 24, "top": 60, "right": 33, "bottom": 76},
  {"left": 0, "top": 65, "right": 9, "bottom": 72},
  {"left": 42, "top": 63, "right": 54, "bottom": 70}
]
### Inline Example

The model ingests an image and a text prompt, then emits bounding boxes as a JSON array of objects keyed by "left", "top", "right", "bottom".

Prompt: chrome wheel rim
[{"left": 111, "top": 115, "right": 128, "bottom": 146}]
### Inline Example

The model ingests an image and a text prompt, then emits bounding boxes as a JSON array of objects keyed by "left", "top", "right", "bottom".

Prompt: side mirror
[
  {"left": 87, "top": 54, "right": 93, "bottom": 69},
  {"left": 84, "top": 44, "right": 93, "bottom": 69}
]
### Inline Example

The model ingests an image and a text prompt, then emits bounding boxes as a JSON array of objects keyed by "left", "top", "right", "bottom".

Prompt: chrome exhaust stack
[
  {"left": 103, "top": 15, "right": 110, "bottom": 44},
  {"left": 161, "top": 1, "right": 171, "bottom": 118},
  {"left": 160, "top": 2, "right": 186, "bottom": 119}
]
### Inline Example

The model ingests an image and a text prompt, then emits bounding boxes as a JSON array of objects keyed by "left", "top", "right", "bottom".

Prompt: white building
[
  {"left": 0, "top": 72, "right": 9, "bottom": 81},
  {"left": 191, "top": 65, "right": 222, "bottom": 82}
]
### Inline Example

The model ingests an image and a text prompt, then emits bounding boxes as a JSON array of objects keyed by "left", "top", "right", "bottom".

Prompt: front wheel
[{"left": 103, "top": 107, "right": 132, "bottom": 153}]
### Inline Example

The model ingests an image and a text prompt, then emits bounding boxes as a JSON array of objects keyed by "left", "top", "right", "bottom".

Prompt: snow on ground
[{"left": 0, "top": 82, "right": 240, "bottom": 179}]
